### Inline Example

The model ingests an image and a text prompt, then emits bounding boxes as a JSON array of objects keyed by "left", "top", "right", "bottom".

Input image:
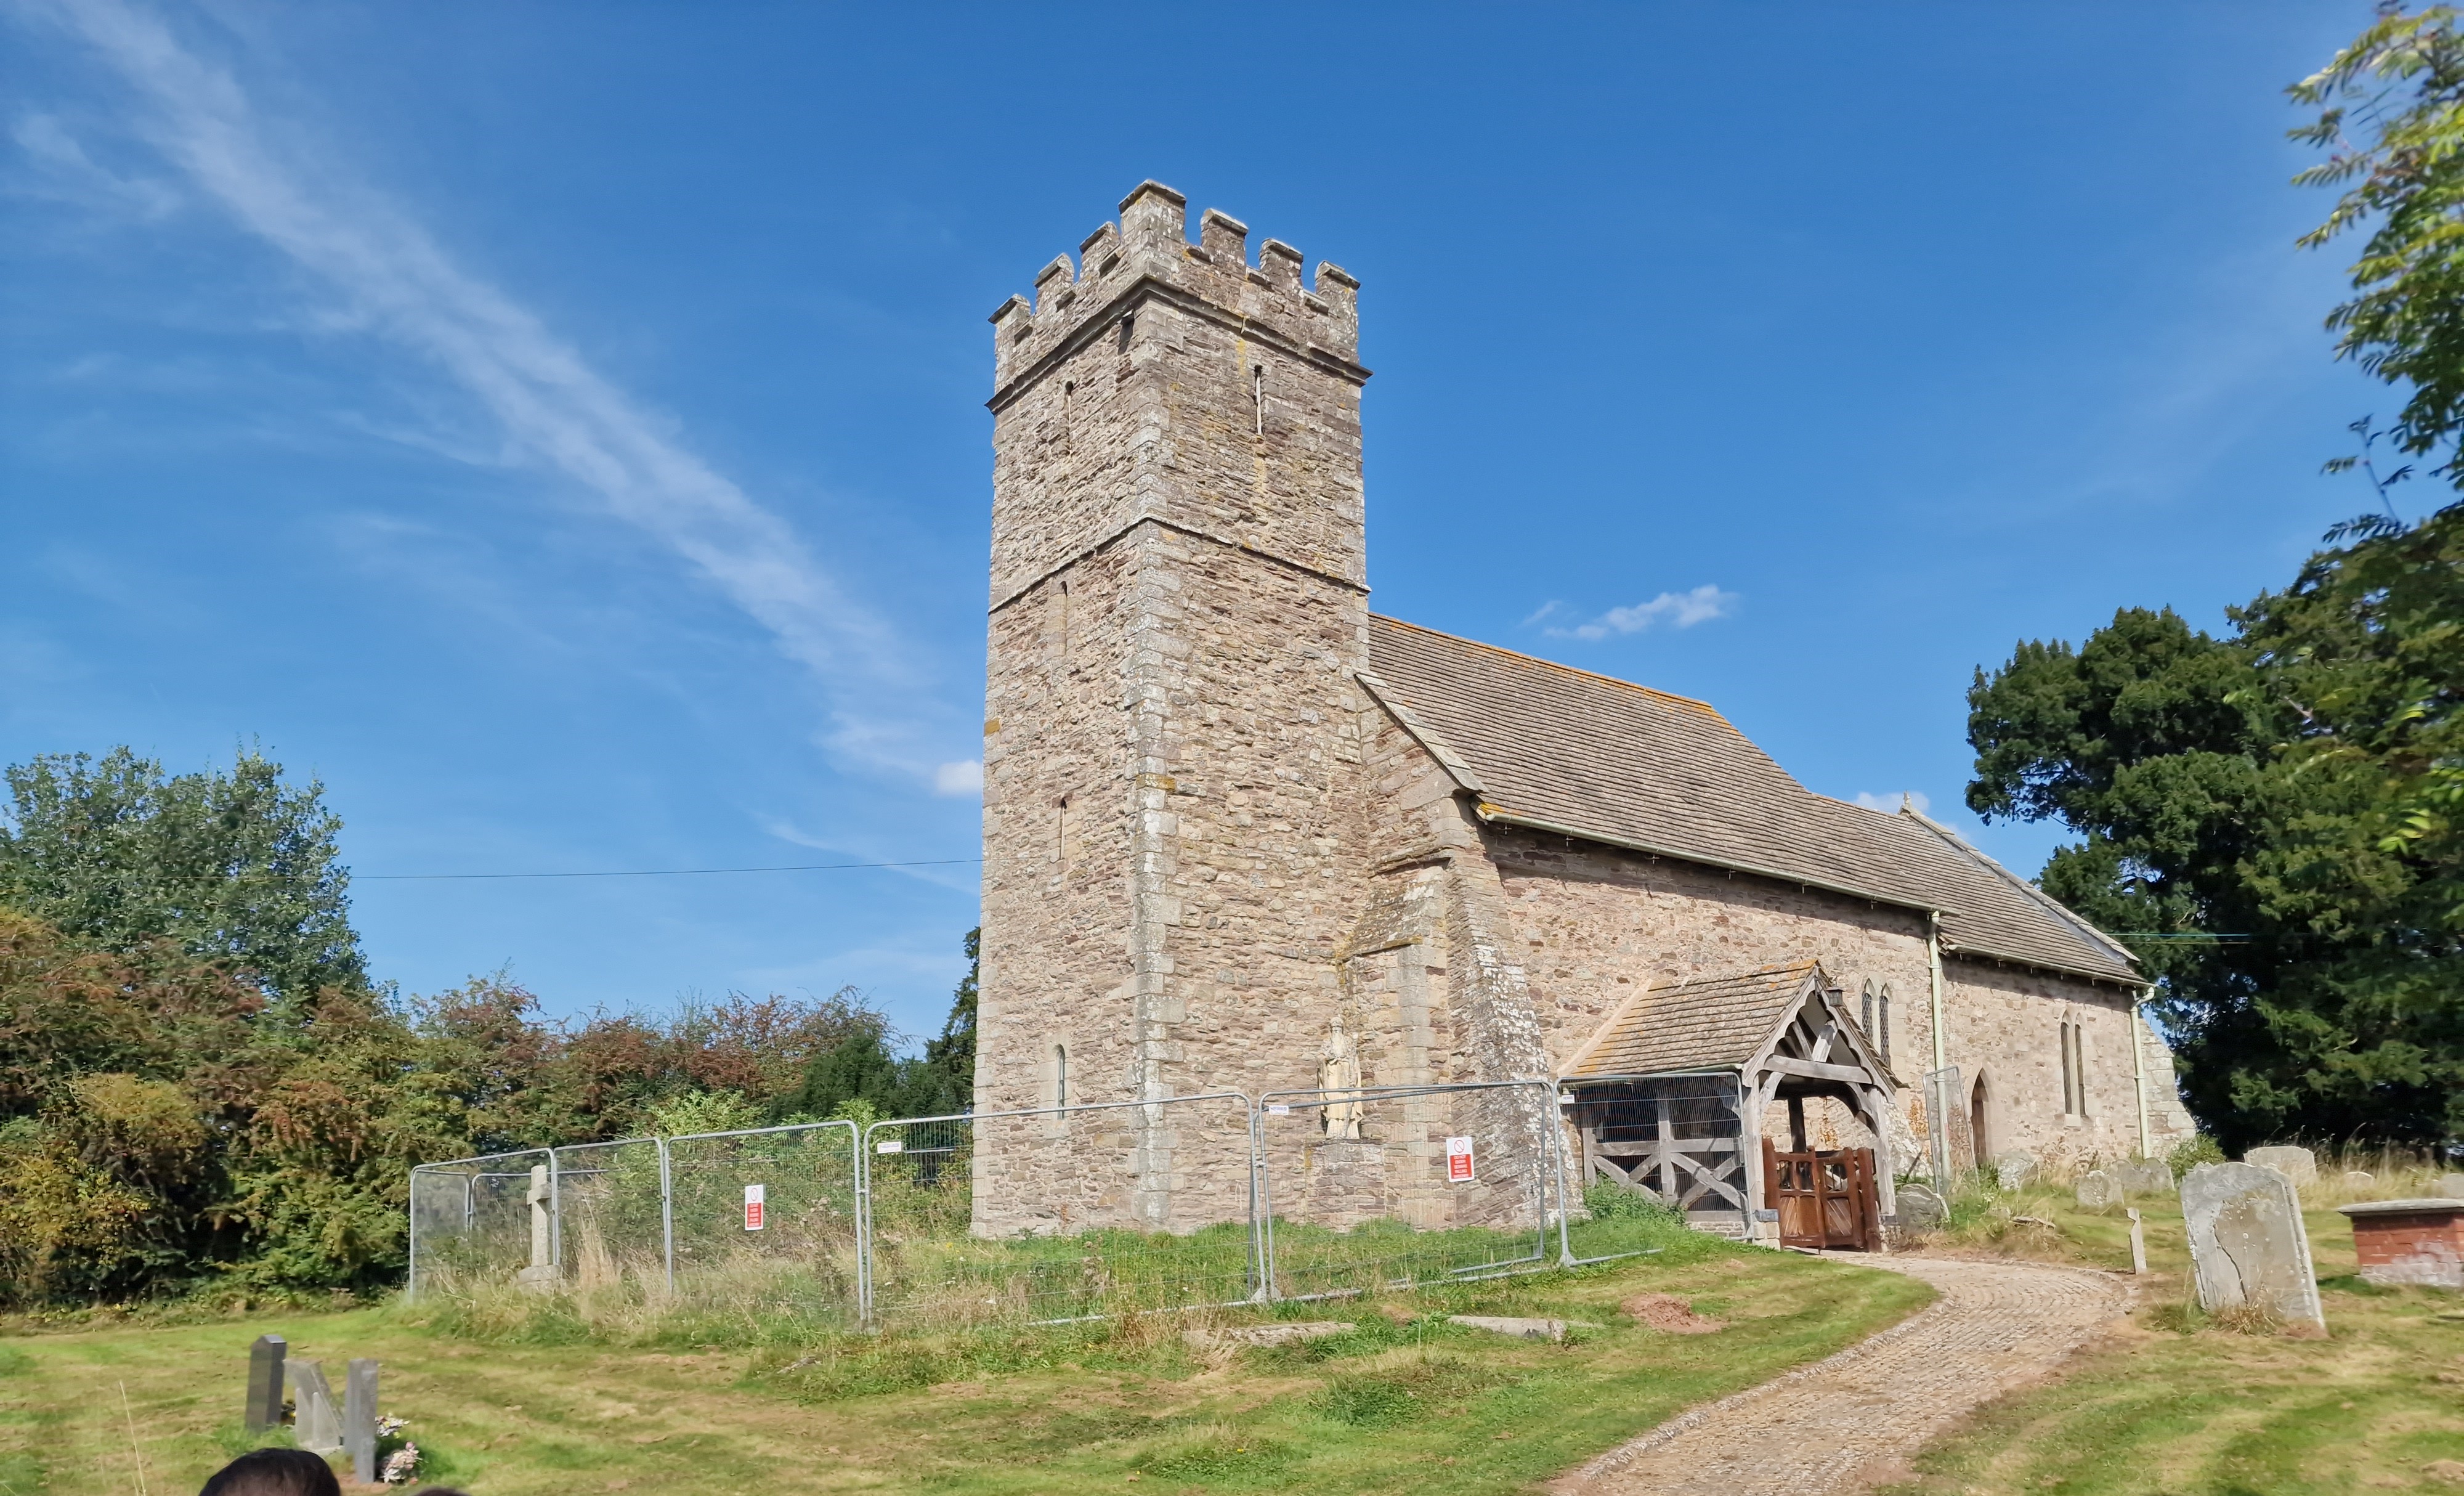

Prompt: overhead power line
[{"left": 360, "top": 857, "right": 982, "bottom": 882}]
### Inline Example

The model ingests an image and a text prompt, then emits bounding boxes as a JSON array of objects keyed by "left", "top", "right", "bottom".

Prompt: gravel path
[{"left": 1552, "top": 1255, "right": 2131, "bottom": 1496}]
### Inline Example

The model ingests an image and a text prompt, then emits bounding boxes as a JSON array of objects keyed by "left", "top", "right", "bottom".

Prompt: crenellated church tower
[{"left": 975, "top": 183, "right": 1377, "bottom": 1231}]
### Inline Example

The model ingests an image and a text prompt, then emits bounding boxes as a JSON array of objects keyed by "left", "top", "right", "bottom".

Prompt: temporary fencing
[
  {"left": 405, "top": 1147, "right": 554, "bottom": 1300},
  {"left": 1255, "top": 1079, "right": 1567, "bottom": 1301},
  {"left": 663, "top": 1120, "right": 863, "bottom": 1325},
  {"left": 407, "top": 1079, "right": 1660, "bottom": 1323},
  {"left": 862, "top": 1093, "right": 1258, "bottom": 1325}
]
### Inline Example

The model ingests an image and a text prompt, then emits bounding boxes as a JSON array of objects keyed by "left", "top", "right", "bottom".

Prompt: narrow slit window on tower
[
  {"left": 1056, "top": 794, "right": 1071, "bottom": 868},
  {"left": 1252, "top": 363, "right": 1266, "bottom": 435},
  {"left": 1117, "top": 314, "right": 1134, "bottom": 351},
  {"left": 1053, "top": 1044, "right": 1068, "bottom": 1108}
]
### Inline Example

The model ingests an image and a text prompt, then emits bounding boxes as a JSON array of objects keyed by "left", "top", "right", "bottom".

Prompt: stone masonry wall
[
  {"left": 1475, "top": 823, "right": 2196, "bottom": 1173},
  {"left": 977, "top": 185, "right": 1380, "bottom": 1235}
]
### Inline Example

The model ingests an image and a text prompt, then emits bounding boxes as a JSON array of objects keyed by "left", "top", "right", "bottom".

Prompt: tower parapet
[{"left": 989, "top": 182, "right": 1361, "bottom": 400}]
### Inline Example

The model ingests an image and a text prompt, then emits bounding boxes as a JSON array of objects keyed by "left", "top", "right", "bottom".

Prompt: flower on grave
[
  {"left": 375, "top": 1415, "right": 409, "bottom": 1439},
  {"left": 379, "top": 1444, "right": 421, "bottom": 1484}
]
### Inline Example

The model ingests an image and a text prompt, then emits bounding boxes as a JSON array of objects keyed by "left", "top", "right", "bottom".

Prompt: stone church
[{"left": 971, "top": 182, "right": 2195, "bottom": 1240}]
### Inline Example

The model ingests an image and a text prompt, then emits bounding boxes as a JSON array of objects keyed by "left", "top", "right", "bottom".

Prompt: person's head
[{"left": 197, "top": 1448, "right": 342, "bottom": 1496}]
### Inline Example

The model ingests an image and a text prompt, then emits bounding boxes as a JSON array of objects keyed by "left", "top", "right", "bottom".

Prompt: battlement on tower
[{"left": 988, "top": 181, "right": 1362, "bottom": 399}]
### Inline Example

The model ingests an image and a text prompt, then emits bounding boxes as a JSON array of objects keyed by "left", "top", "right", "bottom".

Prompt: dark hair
[{"left": 197, "top": 1449, "right": 342, "bottom": 1496}]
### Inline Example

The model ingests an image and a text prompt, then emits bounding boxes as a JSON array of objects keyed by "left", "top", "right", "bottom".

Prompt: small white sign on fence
[
  {"left": 743, "top": 1183, "right": 765, "bottom": 1231},
  {"left": 876, "top": 1139, "right": 904, "bottom": 1153},
  {"left": 1446, "top": 1136, "right": 1475, "bottom": 1183},
  {"left": 1266, "top": 1104, "right": 1291, "bottom": 1116}
]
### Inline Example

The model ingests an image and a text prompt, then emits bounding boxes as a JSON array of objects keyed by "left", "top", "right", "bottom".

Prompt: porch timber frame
[{"left": 1565, "top": 964, "right": 1900, "bottom": 1242}]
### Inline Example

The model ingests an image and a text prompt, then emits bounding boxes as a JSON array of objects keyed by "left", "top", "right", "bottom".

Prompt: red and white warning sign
[
  {"left": 743, "top": 1182, "right": 766, "bottom": 1231},
  {"left": 1445, "top": 1136, "right": 1475, "bottom": 1184}
]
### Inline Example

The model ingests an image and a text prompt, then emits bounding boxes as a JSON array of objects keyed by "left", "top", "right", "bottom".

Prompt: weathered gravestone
[
  {"left": 1996, "top": 1150, "right": 2039, "bottom": 1189},
  {"left": 2126, "top": 1207, "right": 2148, "bottom": 1275},
  {"left": 344, "top": 1357, "right": 380, "bottom": 1484},
  {"left": 2344, "top": 1171, "right": 2376, "bottom": 1190},
  {"left": 516, "top": 1161, "right": 559, "bottom": 1291},
  {"left": 2245, "top": 1145, "right": 2318, "bottom": 1185},
  {"left": 290, "top": 1360, "right": 342, "bottom": 1453},
  {"left": 2076, "top": 1169, "right": 2118, "bottom": 1209},
  {"left": 244, "top": 1333, "right": 285, "bottom": 1431},
  {"left": 2182, "top": 1162, "right": 2326, "bottom": 1333},
  {"left": 2116, "top": 1158, "right": 2174, "bottom": 1197},
  {"left": 1895, "top": 1183, "right": 1948, "bottom": 1231},
  {"left": 2440, "top": 1174, "right": 2464, "bottom": 1201}
]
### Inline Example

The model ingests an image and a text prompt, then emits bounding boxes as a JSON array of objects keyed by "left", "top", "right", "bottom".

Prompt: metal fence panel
[
  {"left": 1255, "top": 1080, "right": 1565, "bottom": 1301},
  {"left": 548, "top": 1137, "right": 667, "bottom": 1295},
  {"left": 661, "top": 1121, "right": 863, "bottom": 1326},
  {"left": 406, "top": 1148, "right": 553, "bottom": 1300},
  {"left": 863, "top": 1093, "right": 1258, "bottom": 1326},
  {"left": 1564, "top": 1071, "right": 1750, "bottom": 1235}
]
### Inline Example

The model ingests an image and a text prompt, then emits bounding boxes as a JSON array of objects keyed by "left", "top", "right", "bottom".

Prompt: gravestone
[
  {"left": 1895, "top": 1183, "right": 1947, "bottom": 1230},
  {"left": 2117, "top": 1158, "right": 2174, "bottom": 1197},
  {"left": 2344, "top": 1171, "right": 2375, "bottom": 1190},
  {"left": 1921, "top": 1067, "right": 1968, "bottom": 1182},
  {"left": 344, "top": 1358, "right": 379, "bottom": 1484},
  {"left": 516, "top": 1161, "right": 559, "bottom": 1291},
  {"left": 291, "top": 1360, "right": 342, "bottom": 1453},
  {"left": 2126, "top": 1207, "right": 2148, "bottom": 1275},
  {"left": 2245, "top": 1145, "right": 2318, "bottom": 1186},
  {"left": 2439, "top": 1174, "right": 2464, "bottom": 1201},
  {"left": 2182, "top": 1161, "right": 2327, "bottom": 1333},
  {"left": 2076, "top": 1169, "right": 2118, "bottom": 1209},
  {"left": 244, "top": 1333, "right": 285, "bottom": 1431},
  {"left": 1996, "top": 1150, "right": 2039, "bottom": 1190}
]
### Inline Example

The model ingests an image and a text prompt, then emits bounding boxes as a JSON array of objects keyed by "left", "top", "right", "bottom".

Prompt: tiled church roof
[
  {"left": 1562, "top": 962, "right": 1829, "bottom": 1079},
  {"left": 1361, "top": 616, "right": 2141, "bottom": 986}
]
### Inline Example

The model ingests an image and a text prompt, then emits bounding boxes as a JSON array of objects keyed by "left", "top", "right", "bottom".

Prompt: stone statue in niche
[{"left": 1320, "top": 1015, "right": 1363, "bottom": 1140}]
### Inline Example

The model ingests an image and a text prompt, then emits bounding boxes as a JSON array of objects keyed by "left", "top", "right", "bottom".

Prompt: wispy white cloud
[
  {"left": 9, "top": 108, "right": 179, "bottom": 217},
  {"left": 1546, "top": 583, "right": 1738, "bottom": 641},
  {"left": 932, "top": 758, "right": 983, "bottom": 797},
  {"left": 20, "top": 0, "right": 944, "bottom": 779},
  {"left": 1518, "top": 600, "right": 1563, "bottom": 627},
  {"left": 1853, "top": 790, "right": 1930, "bottom": 815}
]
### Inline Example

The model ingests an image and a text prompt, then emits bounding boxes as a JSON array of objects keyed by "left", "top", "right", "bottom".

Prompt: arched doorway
[{"left": 1969, "top": 1073, "right": 1992, "bottom": 1166}]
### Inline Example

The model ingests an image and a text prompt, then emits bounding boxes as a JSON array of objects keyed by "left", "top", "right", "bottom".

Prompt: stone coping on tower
[{"left": 987, "top": 181, "right": 1365, "bottom": 404}]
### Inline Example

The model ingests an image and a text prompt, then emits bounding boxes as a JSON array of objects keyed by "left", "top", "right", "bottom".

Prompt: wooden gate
[{"left": 1761, "top": 1140, "right": 1880, "bottom": 1251}]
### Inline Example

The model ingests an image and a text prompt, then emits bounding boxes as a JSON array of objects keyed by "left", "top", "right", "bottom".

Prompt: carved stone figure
[{"left": 1319, "top": 1015, "right": 1363, "bottom": 1140}]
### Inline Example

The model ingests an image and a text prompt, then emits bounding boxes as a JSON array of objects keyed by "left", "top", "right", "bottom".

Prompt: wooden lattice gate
[{"left": 1761, "top": 1140, "right": 1881, "bottom": 1251}]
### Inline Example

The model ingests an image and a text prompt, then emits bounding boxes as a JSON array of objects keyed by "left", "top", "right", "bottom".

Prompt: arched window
[
  {"left": 1054, "top": 1043, "right": 1068, "bottom": 1108},
  {"left": 1861, "top": 979, "right": 1876, "bottom": 1048},
  {"left": 1876, "top": 982, "right": 1894, "bottom": 1068},
  {"left": 2059, "top": 1018, "right": 2086, "bottom": 1115}
]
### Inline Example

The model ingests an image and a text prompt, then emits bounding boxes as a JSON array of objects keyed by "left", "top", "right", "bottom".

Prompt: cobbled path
[{"left": 1552, "top": 1256, "right": 2130, "bottom": 1496}]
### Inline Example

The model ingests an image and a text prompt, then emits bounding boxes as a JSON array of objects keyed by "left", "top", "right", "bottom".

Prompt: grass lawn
[
  {"left": 0, "top": 1226, "right": 1930, "bottom": 1495},
  {"left": 1881, "top": 1179, "right": 2464, "bottom": 1496}
]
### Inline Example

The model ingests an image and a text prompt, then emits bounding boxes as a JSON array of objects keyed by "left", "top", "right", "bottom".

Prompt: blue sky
[{"left": 0, "top": 2, "right": 2397, "bottom": 1043}]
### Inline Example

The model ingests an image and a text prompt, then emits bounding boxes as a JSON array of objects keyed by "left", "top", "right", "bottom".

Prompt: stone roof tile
[{"left": 1364, "top": 616, "right": 2140, "bottom": 986}]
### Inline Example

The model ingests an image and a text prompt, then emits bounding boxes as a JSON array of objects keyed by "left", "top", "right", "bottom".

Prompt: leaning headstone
[
  {"left": 291, "top": 1360, "right": 342, "bottom": 1453},
  {"left": 2439, "top": 1174, "right": 2464, "bottom": 1201},
  {"left": 2126, "top": 1207, "right": 2148, "bottom": 1275},
  {"left": 2182, "top": 1162, "right": 2327, "bottom": 1333},
  {"left": 2117, "top": 1158, "right": 2174, "bottom": 1197},
  {"left": 2245, "top": 1145, "right": 2318, "bottom": 1186},
  {"left": 1895, "top": 1183, "right": 1948, "bottom": 1230},
  {"left": 2344, "top": 1171, "right": 2376, "bottom": 1190},
  {"left": 2075, "top": 1169, "right": 2118, "bottom": 1209},
  {"left": 516, "top": 1161, "right": 559, "bottom": 1291},
  {"left": 1996, "top": 1150, "right": 2039, "bottom": 1190},
  {"left": 344, "top": 1358, "right": 379, "bottom": 1484},
  {"left": 244, "top": 1333, "right": 285, "bottom": 1431}
]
